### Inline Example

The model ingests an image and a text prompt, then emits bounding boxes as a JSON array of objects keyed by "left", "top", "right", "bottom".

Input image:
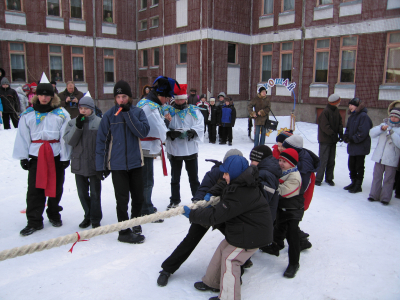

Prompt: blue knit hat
[{"left": 219, "top": 155, "right": 249, "bottom": 181}]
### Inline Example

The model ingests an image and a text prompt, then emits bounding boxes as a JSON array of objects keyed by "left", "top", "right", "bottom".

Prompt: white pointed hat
[{"left": 40, "top": 72, "right": 50, "bottom": 84}]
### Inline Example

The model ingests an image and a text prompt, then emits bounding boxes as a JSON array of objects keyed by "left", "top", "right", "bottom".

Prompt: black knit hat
[
  {"left": 114, "top": 80, "right": 132, "bottom": 98},
  {"left": 250, "top": 145, "right": 272, "bottom": 163},
  {"left": 36, "top": 83, "right": 55, "bottom": 96},
  {"left": 349, "top": 97, "right": 361, "bottom": 107},
  {"left": 276, "top": 130, "right": 293, "bottom": 143}
]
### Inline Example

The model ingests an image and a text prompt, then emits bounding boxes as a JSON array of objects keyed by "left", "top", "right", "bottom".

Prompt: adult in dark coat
[
  {"left": 248, "top": 85, "right": 271, "bottom": 147},
  {"left": 316, "top": 94, "right": 343, "bottom": 186},
  {"left": 0, "top": 77, "right": 20, "bottom": 129},
  {"left": 58, "top": 81, "right": 84, "bottom": 119},
  {"left": 343, "top": 98, "right": 373, "bottom": 193},
  {"left": 187, "top": 88, "right": 199, "bottom": 105}
]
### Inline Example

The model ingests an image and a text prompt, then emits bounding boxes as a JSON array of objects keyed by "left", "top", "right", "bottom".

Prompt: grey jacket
[
  {"left": 370, "top": 119, "right": 400, "bottom": 168},
  {"left": 63, "top": 113, "right": 102, "bottom": 176}
]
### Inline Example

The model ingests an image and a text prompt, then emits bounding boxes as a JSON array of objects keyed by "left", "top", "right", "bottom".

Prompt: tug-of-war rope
[{"left": 0, "top": 197, "right": 220, "bottom": 262}]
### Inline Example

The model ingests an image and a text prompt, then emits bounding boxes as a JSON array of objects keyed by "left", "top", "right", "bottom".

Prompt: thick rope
[{"left": 0, "top": 197, "right": 220, "bottom": 262}]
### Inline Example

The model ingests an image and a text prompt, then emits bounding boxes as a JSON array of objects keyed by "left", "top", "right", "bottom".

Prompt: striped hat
[
  {"left": 279, "top": 148, "right": 298, "bottom": 167},
  {"left": 389, "top": 108, "right": 400, "bottom": 119},
  {"left": 276, "top": 130, "right": 293, "bottom": 143}
]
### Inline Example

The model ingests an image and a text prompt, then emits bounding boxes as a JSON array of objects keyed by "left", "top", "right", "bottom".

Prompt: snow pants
[
  {"left": 369, "top": 162, "right": 396, "bottom": 204},
  {"left": 316, "top": 143, "right": 336, "bottom": 183},
  {"left": 202, "top": 239, "right": 257, "bottom": 300}
]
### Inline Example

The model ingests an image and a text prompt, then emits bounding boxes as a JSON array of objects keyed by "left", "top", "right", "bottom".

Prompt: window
[
  {"left": 179, "top": 44, "right": 187, "bottom": 64},
  {"left": 72, "top": 47, "right": 84, "bottom": 81},
  {"left": 152, "top": 0, "right": 159, "bottom": 5},
  {"left": 47, "top": 0, "right": 60, "bottom": 16},
  {"left": 384, "top": 32, "right": 400, "bottom": 84},
  {"left": 282, "top": 0, "right": 294, "bottom": 11},
  {"left": 140, "top": 20, "right": 147, "bottom": 30},
  {"left": 314, "top": 39, "right": 330, "bottom": 83},
  {"left": 150, "top": 16, "right": 159, "bottom": 28},
  {"left": 317, "top": 0, "right": 333, "bottom": 5},
  {"left": 9, "top": 43, "right": 26, "bottom": 82},
  {"left": 228, "top": 43, "right": 237, "bottom": 64},
  {"left": 153, "top": 48, "right": 160, "bottom": 66},
  {"left": 104, "top": 49, "right": 115, "bottom": 82},
  {"left": 141, "top": 0, "right": 147, "bottom": 9},
  {"left": 71, "top": 0, "right": 82, "bottom": 19},
  {"left": 261, "top": 44, "right": 273, "bottom": 82},
  {"left": 6, "top": 0, "right": 22, "bottom": 11},
  {"left": 339, "top": 36, "right": 358, "bottom": 83},
  {"left": 280, "top": 42, "right": 293, "bottom": 80},
  {"left": 49, "top": 45, "right": 63, "bottom": 82},
  {"left": 142, "top": 50, "right": 148, "bottom": 67},
  {"left": 263, "top": 0, "right": 273, "bottom": 15},
  {"left": 103, "top": 0, "right": 113, "bottom": 23}
]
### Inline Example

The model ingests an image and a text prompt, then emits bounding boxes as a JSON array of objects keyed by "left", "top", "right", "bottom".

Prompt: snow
[{"left": 0, "top": 119, "right": 399, "bottom": 300}]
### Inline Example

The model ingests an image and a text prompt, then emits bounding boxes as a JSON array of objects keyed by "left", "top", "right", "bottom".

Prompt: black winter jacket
[
  {"left": 343, "top": 103, "right": 373, "bottom": 156},
  {"left": 189, "top": 166, "right": 273, "bottom": 249},
  {"left": 0, "top": 86, "right": 20, "bottom": 113},
  {"left": 318, "top": 104, "right": 343, "bottom": 144},
  {"left": 209, "top": 104, "right": 218, "bottom": 125}
]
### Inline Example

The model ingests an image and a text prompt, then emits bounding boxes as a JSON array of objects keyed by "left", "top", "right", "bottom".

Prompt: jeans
[
  {"left": 75, "top": 174, "right": 102, "bottom": 224},
  {"left": 141, "top": 156, "right": 155, "bottom": 215},
  {"left": 254, "top": 125, "right": 266, "bottom": 147},
  {"left": 169, "top": 157, "right": 200, "bottom": 204}
]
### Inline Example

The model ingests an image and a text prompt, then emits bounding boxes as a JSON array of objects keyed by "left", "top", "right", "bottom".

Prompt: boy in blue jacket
[{"left": 219, "top": 97, "right": 236, "bottom": 145}]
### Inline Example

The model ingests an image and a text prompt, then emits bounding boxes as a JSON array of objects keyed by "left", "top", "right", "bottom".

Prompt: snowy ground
[{"left": 0, "top": 119, "right": 399, "bottom": 300}]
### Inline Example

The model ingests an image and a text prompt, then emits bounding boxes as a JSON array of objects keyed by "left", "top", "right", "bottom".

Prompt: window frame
[
  {"left": 262, "top": 0, "right": 274, "bottom": 16},
  {"left": 47, "top": 0, "right": 61, "bottom": 17},
  {"left": 153, "top": 47, "right": 160, "bottom": 67},
  {"left": 5, "top": 0, "right": 23, "bottom": 12},
  {"left": 227, "top": 43, "right": 237, "bottom": 64},
  {"left": 150, "top": 16, "right": 159, "bottom": 28},
  {"left": 141, "top": 49, "right": 148, "bottom": 67},
  {"left": 71, "top": 46, "right": 85, "bottom": 82},
  {"left": 279, "top": 41, "right": 293, "bottom": 81},
  {"left": 281, "top": 0, "right": 295, "bottom": 12},
  {"left": 70, "top": 0, "right": 83, "bottom": 19},
  {"left": 179, "top": 43, "right": 187, "bottom": 64},
  {"left": 104, "top": 48, "right": 115, "bottom": 83},
  {"left": 140, "top": 0, "right": 147, "bottom": 10},
  {"left": 102, "top": 0, "right": 114, "bottom": 24},
  {"left": 313, "top": 38, "right": 331, "bottom": 83},
  {"left": 316, "top": 0, "right": 333, "bottom": 6},
  {"left": 9, "top": 42, "right": 27, "bottom": 82},
  {"left": 338, "top": 35, "right": 358, "bottom": 84},
  {"left": 49, "top": 45, "right": 64, "bottom": 83},
  {"left": 151, "top": 0, "right": 159, "bottom": 6},
  {"left": 260, "top": 43, "right": 273, "bottom": 82},
  {"left": 139, "top": 19, "right": 147, "bottom": 31},
  {"left": 383, "top": 31, "right": 400, "bottom": 85}
]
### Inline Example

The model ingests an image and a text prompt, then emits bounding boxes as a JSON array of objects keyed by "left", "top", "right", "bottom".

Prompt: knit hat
[
  {"left": 114, "top": 80, "right": 132, "bottom": 98},
  {"left": 250, "top": 145, "right": 272, "bottom": 162},
  {"left": 349, "top": 97, "right": 361, "bottom": 107},
  {"left": 174, "top": 83, "right": 187, "bottom": 100},
  {"left": 257, "top": 85, "right": 267, "bottom": 94},
  {"left": 389, "top": 108, "right": 400, "bottom": 119},
  {"left": 1, "top": 77, "right": 10, "bottom": 85},
  {"left": 30, "top": 82, "right": 37, "bottom": 91},
  {"left": 328, "top": 94, "right": 340, "bottom": 103},
  {"left": 282, "top": 135, "right": 303, "bottom": 152},
  {"left": 279, "top": 148, "right": 298, "bottom": 167},
  {"left": 223, "top": 149, "right": 243, "bottom": 163},
  {"left": 276, "top": 130, "right": 293, "bottom": 143},
  {"left": 209, "top": 97, "right": 216, "bottom": 103},
  {"left": 22, "top": 84, "right": 30, "bottom": 92},
  {"left": 36, "top": 83, "right": 55, "bottom": 96},
  {"left": 218, "top": 92, "right": 226, "bottom": 98},
  {"left": 219, "top": 155, "right": 249, "bottom": 181},
  {"left": 78, "top": 96, "right": 95, "bottom": 110}
]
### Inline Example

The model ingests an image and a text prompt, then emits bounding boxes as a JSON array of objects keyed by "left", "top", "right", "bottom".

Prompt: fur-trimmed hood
[
  {"left": 31, "top": 94, "right": 61, "bottom": 108},
  {"left": 388, "top": 100, "right": 400, "bottom": 115},
  {"left": 348, "top": 101, "right": 367, "bottom": 115}
]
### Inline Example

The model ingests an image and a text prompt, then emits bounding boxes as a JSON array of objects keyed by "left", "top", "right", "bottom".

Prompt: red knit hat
[
  {"left": 174, "top": 83, "right": 187, "bottom": 100},
  {"left": 279, "top": 148, "right": 298, "bottom": 167}
]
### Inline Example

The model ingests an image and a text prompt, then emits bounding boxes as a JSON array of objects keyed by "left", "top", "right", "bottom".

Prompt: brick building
[{"left": 0, "top": 0, "right": 399, "bottom": 124}]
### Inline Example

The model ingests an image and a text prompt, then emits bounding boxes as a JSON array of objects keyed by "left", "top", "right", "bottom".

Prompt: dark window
[
  {"left": 143, "top": 50, "right": 148, "bottom": 67},
  {"left": 154, "top": 48, "right": 159, "bottom": 66},
  {"left": 103, "top": 0, "right": 113, "bottom": 23},
  {"left": 71, "top": 0, "right": 82, "bottom": 19},
  {"left": 10, "top": 43, "right": 26, "bottom": 82},
  {"left": 48, "top": 0, "right": 60, "bottom": 16},
  {"left": 7, "top": 0, "right": 21, "bottom": 11},
  {"left": 180, "top": 44, "right": 187, "bottom": 63},
  {"left": 104, "top": 49, "right": 114, "bottom": 82},
  {"left": 49, "top": 45, "right": 63, "bottom": 82},
  {"left": 228, "top": 43, "right": 236, "bottom": 64}
]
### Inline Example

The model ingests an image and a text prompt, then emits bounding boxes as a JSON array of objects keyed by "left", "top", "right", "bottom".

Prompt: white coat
[{"left": 370, "top": 119, "right": 400, "bottom": 168}]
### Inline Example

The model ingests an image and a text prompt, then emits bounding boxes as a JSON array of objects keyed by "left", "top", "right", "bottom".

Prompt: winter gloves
[
  {"left": 204, "top": 193, "right": 212, "bottom": 201},
  {"left": 96, "top": 170, "right": 110, "bottom": 181},
  {"left": 183, "top": 206, "right": 191, "bottom": 218},
  {"left": 186, "top": 129, "right": 197, "bottom": 141},
  {"left": 20, "top": 159, "right": 29, "bottom": 170},
  {"left": 167, "top": 129, "right": 197, "bottom": 141},
  {"left": 75, "top": 114, "right": 85, "bottom": 129},
  {"left": 120, "top": 103, "right": 131, "bottom": 112},
  {"left": 61, "top": 161, "right": 70, "bottom": 169},
  {"left": 167, "top": 129, "right": 182, "bottom": 141}
]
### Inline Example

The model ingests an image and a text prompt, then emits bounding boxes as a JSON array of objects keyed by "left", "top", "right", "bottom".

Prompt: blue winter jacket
[
  {"left": 220, "top": 104, "right": 236, "bottom": 127},
  {"left": 298, "top": 148, "right": 320, "bottom": 194},
  {"left": 96, "top": 104, "right": 150, "bottom": 171},
  {"left": 344, "top": 103, "right": 373, "bottom": 156},
  {"left": 193, "top": 160, "right": 224, "bottom": 201}
]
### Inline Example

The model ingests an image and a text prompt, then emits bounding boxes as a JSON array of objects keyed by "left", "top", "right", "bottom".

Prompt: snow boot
[
  {"left": 132, "top": 225, "right": 142, "bottom": 235},
  {"left": 260, "top": 242, "right": 280, "bottom": 256},
  {"left": 194, "top": 282, "right": 220, "bottom": 293},
  {"left": 325, "top": 180, "right": 335, "bottom": 186},
  {"left": 49, "top": 218, "right": 62, "bottom": 227},
  {"left": 209, "top": 297, "right": 219, "bottom": 300},
  {"left": 349, "top": 180, "right": 362, "bottom": 193},
  {"left": 283, "top": 263, "right": 300, "bottom": 278},
  {"left": 20, "top": 224, "right": 44, "bottom": 236},
  {"left": 300, "top": 238, "right": 312, "bottom": 251},
  {"left": 368, "top": 197, "right": 377, "bottom": 202},
  {"left": 243, "top": 258, "right": 253, "bottom": 268},
  {"left": 343, "top": 180, "right": 355, "bottom": 190},
  {"left": 79, "top": 219, "right": 91, "bottom": 228},
  {"left": 167, "top": 202, "right": 179, "bottom": 210},
  {"left": 92, "top": 223, "right": 100, "bottom": 228},
  {"left": 157, "top": 270, "right": 171, "bottom": 287},
  {"left": 118, "top": 229, "right": 145, "bottom": 244},
  {"left": 298, "top": 229, "right": 309, "bottom": 240}
]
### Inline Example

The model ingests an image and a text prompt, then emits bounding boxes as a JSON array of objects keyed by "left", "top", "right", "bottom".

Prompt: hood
[
  {"left": 231, "top": 165, "right": 259, "bottom": 187},
  {"left": 142, "top": 85, "right": 151, "bottom": 95},
  {"left": 298, "top": 148, "right": 320, "bottom": 174},
  {"left": 388, "top": 100, "right": 400, "bottom": 115},
  {"left": 348, "top": 101, "right": 367, "bottom": 115},
  {"left": 31, "top": 94, "right": 61, "bottom": 109},
  {"left": 257, "top": 156, "right": 282, "bottom": 178}
]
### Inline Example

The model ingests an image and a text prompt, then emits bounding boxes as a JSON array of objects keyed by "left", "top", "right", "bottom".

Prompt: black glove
[
  {"left": 76, "top": 114, "right": 85, "bottom": 129},
  {"left": 120, "top": 103, "right": 131, "bottom": 112},
  {"left": 186, "top": 129, "right": 197, "bottom": 141},
  {"left": 167, "top": 130, "right": 182, "bottom": 141},
  {"left": 61, "top": 161, "right": 70, "bottom": 169},
  {"left": 343, "top": 134, "right": 349, "bottom": 144},
  {"left": 96, "top": 170, "right": 110, "bottom": 181},
  {"left": 20, "top": 159, "right": 29, "bottom": 171}
]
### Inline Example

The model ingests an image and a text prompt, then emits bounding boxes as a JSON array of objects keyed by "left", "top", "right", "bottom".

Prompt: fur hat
[
  {"left": 36, "top": 83, "right": 54, "bottom": 96},
  {"left": 279, "top": 148, "right": 298, "bottom": 167},
  {"left": 282, "top": 135, "right": 303, "bottom": 152},
  {"left": 78, "top": 96, "right": 95, "bottom": 110},
  {"left": 349, "top": 97, "right": 361, "bottom": 107},
  {"left": 1, "top": 77, "right": 10, "bottom": 85},
  {"left": 223, "top": 149, "right": 243, "bottom": 163},
  {"left": 276, "top": 130, "right": 293, "bottom": 143},
  {"left": 114, "top": 80, "right": 132, "bottom": 98},
  {"left": 250, "top": 145, "right": 272, "bottom": 162},
  {"left": 174, "top": 83, "right": 187, "bottom": 100},
  {"left": 389, "top": 108, "right": 400, "bottom": 119},
  {"left": 219, "top": 155, "right": 249, "bottom": 181}
]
